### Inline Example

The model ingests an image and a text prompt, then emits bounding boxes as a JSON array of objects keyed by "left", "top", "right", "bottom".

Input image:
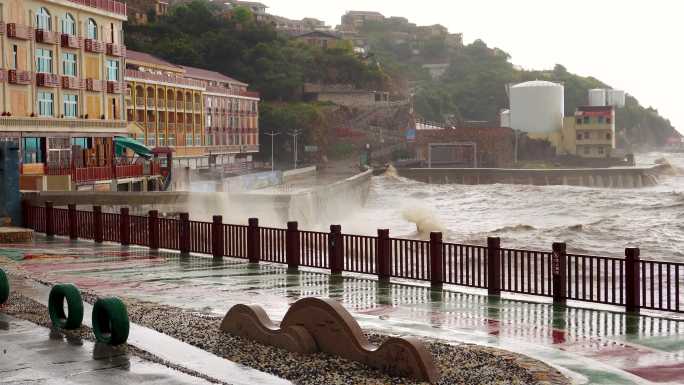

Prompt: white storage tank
[
  {"left": 500, "top": 109, "right": 511, "bottom": 127},
  {"left": 607, "top": 89, "right": 625, "bottom": 108},
  {"left": 509, "top": 80, "right": 564, "bottom": 134},
  {"left": 588, "top": 88, "right": 607, "bottom": 106}
]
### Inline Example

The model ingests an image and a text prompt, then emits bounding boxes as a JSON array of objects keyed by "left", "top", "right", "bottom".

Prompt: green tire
[
  {"left": 92, "top": 297, "right": 129, "bottom": 345},
  {"left": 48, "top": 284, "right": 84, "bottom": 330},
  {"left": 0, "top": 268, "right": 8, "bottom": 305}
]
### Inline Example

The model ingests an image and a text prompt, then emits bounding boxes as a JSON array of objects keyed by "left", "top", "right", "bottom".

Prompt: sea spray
[{"left": 401, "top": 204, "right": 446, "bottom": 235}]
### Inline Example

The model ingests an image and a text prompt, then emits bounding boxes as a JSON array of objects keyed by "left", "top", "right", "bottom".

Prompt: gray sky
[{"left": 265, "top": 0, "right": 682, "bottom": 134}]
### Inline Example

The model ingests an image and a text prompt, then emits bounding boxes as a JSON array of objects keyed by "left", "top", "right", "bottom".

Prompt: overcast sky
[{"left": 265, "top": 0, "right": 682, "bottom": 134}]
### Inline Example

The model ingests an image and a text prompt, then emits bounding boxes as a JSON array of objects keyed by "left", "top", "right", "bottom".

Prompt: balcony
[
  {"left": 0, "top": 70, "right": 6, "bottom": 82},
  {"left": 61, "top": 76, "right": 84, "bottom": 90},
  {"left": 66, "top": 0, "right": 127, "bottom": 17},
  {"left": 7, "top": 23, "right": 33, "bottom": 40},
  {"left": 61, "top": 34, "right": 82, "bottom": 49},
  {"left": 84, "top": 39, "right": 105, "bottom": 53},
  {"left": 8, "top": 70, "right": 33, "bottom": 85},
  {"left": 106, "top": 81, "right": 123, "bottom": 94},
  {"left": 135, "top": 97, "right": 144, "bottom": 107},
  {"left": 0, "top": 116, "right": 126, "bottom": 132},
  {"left": 36, "top": 73, "right": 61, "bottom": 88},
  {"left": 35, "top": 29, "right": 60, "bottom": 44},
  {"left": 106, "top": 43, "right": 126, "bottom": 57},
  {"left": 147, "top": 98, "right": 155, "bottom": 107},
  {"left": 185, "top": 102, "right": 193, "bottom": 110},
  {"left": 124, "top": 69, "right": 205, "bottom": 88},
  {"left": 86, "top": 79, "right": 105, "bottom": 92}
]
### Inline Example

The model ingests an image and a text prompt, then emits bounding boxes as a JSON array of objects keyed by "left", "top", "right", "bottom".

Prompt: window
[
  {"left": 106, "top": 59, "right": 119, "bottom": 81},
  {"left": 598, "top": 147, "right": 605, "bottom": 155},
  {"left": 22, "top": 138, "right": 44, "bottom": 164},
  {"left": 11, "top": 45, "right": 17, "bottom": 70},
  {"left": 583, "top": 146, "right": 590, "bottom": 155},
  {"left": 62, "top": 13, "right": 76, "bottom": 35},
  {"left": 38, "top": 92, "right": 54, "bottom": 117},
  {"left": 36, "top": 7, "right": 51, "bottom": 31},
  {"left": 87, "top": 18, "right": 98, "bottom": 40},
  {"left": 63, "top": 94, "right": 78, "bottom": 118},
  {"left": 583, "top": 116, "right": 590, "bottom": 124},
  {"left": 206, "top": 114, "right": 212, "bottom": 127},
  {"left": 110, "top": 23, "right": 115, "bottom": 43},
  {"left": 36, "top": 48, "right": 53, "bottom": 73},
  {"left": 62, "top": 53, "right": 77, "bottom": 76},
  {"left": 71, "top": 137, "right": 89, "bottom": 149},
  {"left": 598, "top": 116, "right": 605, "bottom": 124},
  {"left": 583, "top": 132, "right": 590, "bottom": 139}
]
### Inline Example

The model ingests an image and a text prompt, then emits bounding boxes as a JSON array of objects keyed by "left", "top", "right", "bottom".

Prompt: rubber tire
[
  {"left": 0, "top": 268, "right": 8, "bottom": 305},
  {"left": 48, "top": 284, "right": 84, "bottom": 329},
  {"left": 92, "top": 297, "right": 129, "bottom": 345}
]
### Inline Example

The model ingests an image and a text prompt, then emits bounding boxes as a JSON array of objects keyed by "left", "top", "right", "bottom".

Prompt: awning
[{"left": 114, "top": 136, "right": 152, "bottom": 159}]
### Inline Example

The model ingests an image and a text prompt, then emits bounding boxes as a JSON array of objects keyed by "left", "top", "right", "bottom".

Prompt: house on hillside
[{"left": 296, "top": 31, "right": 344, "bottom": 49}]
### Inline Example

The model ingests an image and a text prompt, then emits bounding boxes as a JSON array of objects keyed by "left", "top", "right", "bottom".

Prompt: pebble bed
[{"left": 0, "top": 263, "right": 569, "bottom": 385}]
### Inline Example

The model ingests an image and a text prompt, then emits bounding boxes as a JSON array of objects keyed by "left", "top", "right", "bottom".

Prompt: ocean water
[{"left": 337, "top": 152, "right": 684, "bottom": 261}]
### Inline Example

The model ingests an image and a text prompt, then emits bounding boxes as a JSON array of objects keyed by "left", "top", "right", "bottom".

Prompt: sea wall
[{"left": 397, "top": 165, "right": 669, "bottom": 188}]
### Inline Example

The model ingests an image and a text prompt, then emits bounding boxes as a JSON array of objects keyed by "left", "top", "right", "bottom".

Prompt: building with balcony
[
  {"left": 562, "top": 106, "right": 616, "bottom": 158},
  {"left": 124, "top": 50, "right": 260, "bottom": 169},
  {"left": 0, "top": 0, "right": 128, "bottom": 173}
]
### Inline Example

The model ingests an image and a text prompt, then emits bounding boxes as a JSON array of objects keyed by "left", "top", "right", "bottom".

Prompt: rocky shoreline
[{"left": 0, "top": 261, "right": 569, "bottom": 385}]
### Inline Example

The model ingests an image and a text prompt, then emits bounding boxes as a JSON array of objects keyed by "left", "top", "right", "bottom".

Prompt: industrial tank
[
  {"left": 588, "top": 88, "right": 607, "bottom": 106},
  {"left": 606, "top": 90, "right": 625, "bottom": 108},
  {"left": 509, "top": 80, "right": 564, "bottom": 134}
]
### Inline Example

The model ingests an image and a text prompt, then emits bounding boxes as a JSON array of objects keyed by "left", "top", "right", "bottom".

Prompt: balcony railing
[
  {"left": 61, "top": 34, "right": 82, "bottom": 49},
  {"left": 84, "top": 39, "right": 105, "bottom": 53},
  {"left": 0, "top": 116, "right": 126, "bottom": 130},
  {"left": 124, "top": 69, "right": 205, "bottom": 88},
  {"left": 86, "top": 79, "right": 105, "bottom": 92},
  {"left": 157, "top": 99, "right": 166, "bottom": 108},
  {"left": 185, "top": 102, "right": 193, "bottom": 110},
  {"left": 66, "top": 0, "right": 127, "bottom": 17},
  {"left": 62, "top": 76, "right": 85, "bottom": 90},
  {"left": 106, "top": 81, "right": 123, "bottom": 94},
  {"left": 35, "top": 29, "right": 60, "bottom": 44},
  {"left": 7, "top": 23, "right": 33, "bottom": 40},
  {"left": 147, "top": 98, "right": 155, "bottom": 107},
  {"left": 136, "top": 97, "right": 144, "bottom": 107},
  {"left": 106, "top": 43, "right": 126, "bottom": 57},
  {"left": 8, "top": 70, "right": 33, "bottom": 85},
  {"left": 36, "top": 73, "right": 61, "bottom": 88},
  {"left": 176, "top": 102, "right": 185, "bottom": 110},
  {"left": 0, "top": 70, "right": 6, "bottom": 82}
]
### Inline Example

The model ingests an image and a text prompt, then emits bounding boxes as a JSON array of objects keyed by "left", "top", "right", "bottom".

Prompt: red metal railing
[
  {"left": 61, "top": 34, "right": 82, "bottom": 49},
  {"left": 36, "top": 73, "right": 61, "bottom": 88},
  {"left": 73, "top": 166, "right": 112, "bottom": 182},
  {"left": 115, "top": 164, "right": 143, "bottom": 178},
  {"left": 67, "top": 0, "right": 127, "bottom": 16},
  {"left": 23, "top": 204, "right": 684, "bottom": 315},
  {"left": 8, "top": 70, "right": 32, "bottom": 85}
]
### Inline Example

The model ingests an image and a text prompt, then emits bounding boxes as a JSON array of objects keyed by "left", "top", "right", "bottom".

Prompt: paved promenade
[{"left": 1, "top": 236, "right": 683, "bottom": 384}]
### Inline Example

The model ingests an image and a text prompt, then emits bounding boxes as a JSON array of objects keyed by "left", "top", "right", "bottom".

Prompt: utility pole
[
  {"left": 287, "top": 129, "right": 302, "bottom": 169},
  {"left": 265, "top": 131, "right": 279, "bottom": 172}
]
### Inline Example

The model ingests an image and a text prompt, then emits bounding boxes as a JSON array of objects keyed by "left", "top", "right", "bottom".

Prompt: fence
[{"left": 23, "top": 202, "right": 684, "bottom": 315}]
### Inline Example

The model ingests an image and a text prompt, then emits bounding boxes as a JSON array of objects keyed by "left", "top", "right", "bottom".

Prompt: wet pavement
[
  {"left": 2, "top": 237, "right": 684, "bottom": 385},
  {"left": 0, "top": 313, "right": 212, "bottom": 385}
]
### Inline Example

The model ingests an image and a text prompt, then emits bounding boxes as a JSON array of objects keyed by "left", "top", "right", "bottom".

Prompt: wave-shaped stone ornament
[{"left": 221, "top": 297, "right": 439, "bottom": 383}]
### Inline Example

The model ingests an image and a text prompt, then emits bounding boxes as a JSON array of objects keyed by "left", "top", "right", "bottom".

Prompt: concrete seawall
[
  {"left": 23, "top": 170, "right": 373, "bottom": 226},
  {"left": 397, "top": 165, "right": 671, "bottom": 188}
]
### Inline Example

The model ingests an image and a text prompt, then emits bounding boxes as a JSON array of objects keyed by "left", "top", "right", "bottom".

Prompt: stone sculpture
[{"left": 221, "top": 297, "right": 439, "bottom": 383}]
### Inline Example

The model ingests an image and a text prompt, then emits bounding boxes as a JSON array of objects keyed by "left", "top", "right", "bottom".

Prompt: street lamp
[
  {"left": 287, "top": 129, "right": 302, "bottom": 169},
  {"left": 265, "top": 131, "right": 279, "bottom": 172}
]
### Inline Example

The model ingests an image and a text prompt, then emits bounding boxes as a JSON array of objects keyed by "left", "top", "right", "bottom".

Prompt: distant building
[
  {"left": 127, "top": 0, "right": 169, "bottom": 25},
  {"left": 417, "top": 24, "right": 448, "bottom": 37},
  {"left": 422, "top": 63, "right": 449, "bottom": 79},
  {"left": 562, "top": 106, "right": 616, "bottom": 158},
  {"left": 225, "top": 0, "right": 268, "bottom": 15},
  {"left": 341, "top": 11, "right": 385, "bottom": 30},
  {"left": 296, "top": 31, "right": 343, "bottom": 49},
  {"left": 303, "top": 83, "right": 389, "bottom": 107}
]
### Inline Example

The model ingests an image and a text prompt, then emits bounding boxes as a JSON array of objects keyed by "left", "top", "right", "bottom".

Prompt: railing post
[
  {"left": 377, "top": 229, "right": 390, "bottom": 281},
  {"left": 179, "top": 213, "right": 190, "bottom": 255},
  {"left": 429, "top": 232, "right": 443, "bottom": 287},
  {"left": 21, "top": 200, "right": 30, "bottom": 228},
  {"left": 247, "top": 218, "right": 260, "bottom": 263},
  {"left": 148, "top": 210, "right": 159, "bottom": 250},
  {"left": 212, "top": 215, "right": 223, "bottom": 259},
  {"left": 120, "top": 207, "right": 130, "bottom": 246},
  {"left": 552, "top": 242, "right": 567, "bottom": 305},
  {"left": 286, "top": 221, "right": 300, "bottom": 269},
  {"left": 625, "top": 247, "right": 641, "bottom": 314},
  {"left": 93, "top": 205, "right": 103, "bottom": 243},
  {"left": 68, "top": 204, "right": 77, "bottom": 240},
  {"left": 487, "top": 237, "right": 501, "bottom": 296},
  {"left": 329, "top": 225, "right": 343, "bottom": 274},
  {"left": 45, "top": 201, "right": 54, "bottom": 237}
]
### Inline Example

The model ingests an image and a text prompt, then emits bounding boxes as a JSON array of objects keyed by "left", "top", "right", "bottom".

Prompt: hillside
[{"left": 359, "top": 21, "right": 677, "bottom": 147}]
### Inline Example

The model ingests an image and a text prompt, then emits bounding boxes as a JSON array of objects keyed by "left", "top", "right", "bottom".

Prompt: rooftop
[
  {"left": 67, "top": 0, "right": 127, "bottom": 17},
  {"left": 126, "top": 50, "right": 183, "bottom": 73},
  {"left": 180, "top": 66, "right": 247, "bottom": 86}
]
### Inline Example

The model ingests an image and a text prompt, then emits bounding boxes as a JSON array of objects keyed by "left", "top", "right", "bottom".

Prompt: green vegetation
[
  {"left": 360, "top": 21, "right": 677, "bottom": 147},
  {"left": 124, "top": 0, "right": 387, "bottom": 102}
]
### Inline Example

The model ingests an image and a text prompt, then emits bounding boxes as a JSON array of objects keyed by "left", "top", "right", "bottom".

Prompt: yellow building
[
  {"left": 529, "top": 106, "right": 616, "bottom": 159},
  {"left": 0, "top": 0, "right": 127, "bottom": 168}
]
